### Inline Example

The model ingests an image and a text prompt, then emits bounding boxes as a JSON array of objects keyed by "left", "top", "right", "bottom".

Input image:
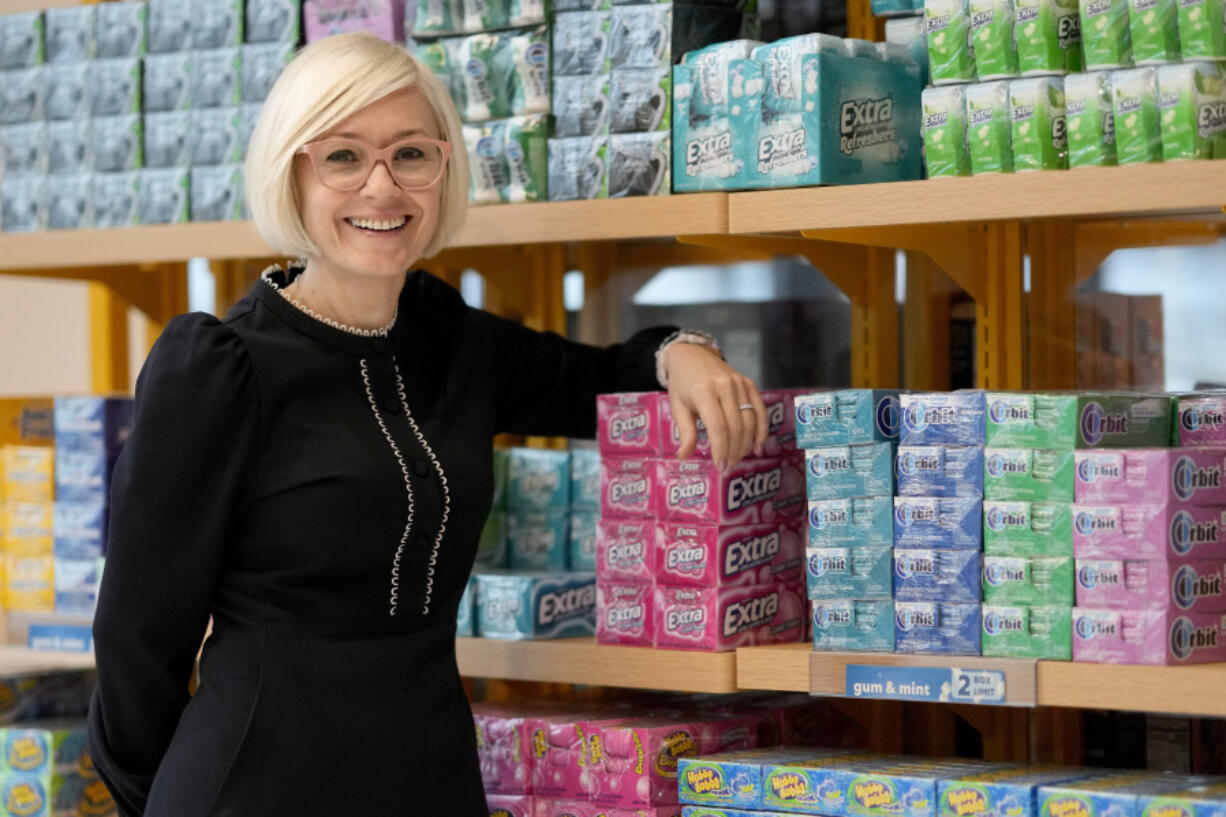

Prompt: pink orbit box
[
  {"left": 660, "top": 389, "right": 805, "bottom": 459},
  {"left": 601, "top": 459, "right": 659, "bottom": 520},
  {"left": 596, "top": 519, "right": 655, "bottom": 583},
  {"left": 1071, "top": 503, "right": 1226, "bottom": 560},
  {"left": 598, "top": 582, "right": 654, "bottom": 646},
  {"left": 488, "top": 794, "right": 536, "bottom": 817},
  {"left": 1075, "top": 558, "right": 1226, "bottom": 612},
  {"left": 1074, "top": 448, "right": 1226, "bottom": 506},
  {"left": 655, "top": 457, "right": 806, "bottom": 526},
  {"left": 599, "top": 393, "right": 664, "bottom": 458},
  {"left": 1178, "top": 396, "right": 1226, "bottom": 447},
  {"left": 1072, "top": 606, "right": 1226, "bottom": 664},
  {"left": 654, "top": 521, "right": 805, "bottom": 588},
  {"left": 304, "top": 0, "right": 406, "bottom": 43},
  {"left": 653, "top": 582, "right": 806, "bottom": 652},
  {"left": 534, "top": 801, "right": 682, "bottom": 817}
]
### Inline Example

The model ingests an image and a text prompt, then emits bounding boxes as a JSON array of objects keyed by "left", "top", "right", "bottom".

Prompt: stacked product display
[
  {"left": 0, "top": 1, "right": 297, "bottom": 232},
  {"left": 457, "top": 446, "right": 600, "bottom": 640},
  {"left": 0, "top": 719, "right": 114, "bottom": 816},
  {"left": 595, "top": 390, "right": 808, "bottom": 652},
  {"left": 672, "top": 35, "right": 924, "bottom": 191},
  {"left": 409, "top": 0, "right": 551, "bottom": 204},
  {"left": 920, "top": 0, "right": 1226, "bottom": 177},
  {"left": 548, "top": 3, "right": 674, "bottom": 200},
  {"left": 0, "top": 396, "right": 133, "bottom": 648},
  {"left": 677, "top": 750, "right": 1226, "bottom": 817}
]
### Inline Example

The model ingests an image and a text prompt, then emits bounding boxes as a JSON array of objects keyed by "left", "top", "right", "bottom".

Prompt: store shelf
[
  {"left": 456, "top": 637, "right": 739, "bottom": 693},
  {"left": 0, "top": 646, "right": 95, "bottom": 677},
  {"left": 736, "top": 642, "right": 811, "bottom": 692},
  {"left": 0, "top": 0, "right": 80, "bottom": 11},
  {"left": 727, "top": 162, "right": 1226, "bottom": 234},
  {"left": 1037, "top": 660, "right": 1226, "bottom": 717}
]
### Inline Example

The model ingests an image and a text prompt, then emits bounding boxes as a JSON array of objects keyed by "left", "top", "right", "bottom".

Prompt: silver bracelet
[{"left": 655, "top": 329, "right": 722, "bottom": 388}]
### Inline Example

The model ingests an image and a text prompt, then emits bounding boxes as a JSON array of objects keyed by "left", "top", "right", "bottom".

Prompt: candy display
[
  {"left": 1074, "top": 448, "right": 1226, "bottom": 506},
  {"left": 654, "top": 582, "right": 807, "bottom": 651},
  {"left": 807, "top": 497, "right": 895, "bottom": 549},
  {"left": 794, "top": 390, "right": 901, "bottom": 449}
]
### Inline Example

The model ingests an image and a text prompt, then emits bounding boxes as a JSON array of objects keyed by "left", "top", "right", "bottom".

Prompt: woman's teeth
[{"left": 346, "top": 216, "right": 407, "bottom": 231}]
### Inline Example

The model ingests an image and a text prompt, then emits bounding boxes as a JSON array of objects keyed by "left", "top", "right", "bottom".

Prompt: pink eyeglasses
[{"left": 297, "top": 136, "right": 452, "bottom": 192}]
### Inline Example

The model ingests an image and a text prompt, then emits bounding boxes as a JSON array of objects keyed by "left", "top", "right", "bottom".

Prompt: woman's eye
[
  {"left": 395, "top": 146, "right": 426, "bottom": 161},
  {"left": 325, "top": 149, "right": 358, "bottom": 162}
]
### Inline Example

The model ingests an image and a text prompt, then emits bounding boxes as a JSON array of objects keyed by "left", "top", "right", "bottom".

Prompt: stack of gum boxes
[
  {"left": 0, "top": 721, "right": 113, "bottom": 815},
  {"left": 595, "top": 390, "right": 809, "bottom": 652},
  {"left": 794, "top": 390, "right": 901, "bottom": 653},
  {"left": 0, "top": 399, "right": 55, "bottom": 634},
  {"left": 1072, "top": 393, "right": 1226, "bottom": 664},
  {"left": 893, "top": 391, "right": 986, "bottom": 655}
]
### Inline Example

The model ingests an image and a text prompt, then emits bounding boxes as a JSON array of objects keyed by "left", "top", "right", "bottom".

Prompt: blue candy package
[
  {"left": 507, "top": 510, "right": 570, "bottom": 571},
  {"left": 893, "top": 497, "right": 983, "bottom": 549},
  {"left": 795, "top": 389, "right": 902, "bottom": 448},
  {"left": 808, "top": 546, "right": 894, "bottom": 599},
  {"left": 474, "top": 571, "right": 596, "bottom": 640},
  {"left": 570, "top": 447, "right": 601, "bottom": 510},
  {"left": 893, "top": 549, "right": 983, "bottom": 603},
  {"left": 896, "top": 445, "right": 986, "bottom": 498},
  {"left": 894, "top": 601, "right": 982, "bottom": 654},
  {"left": 507, "top": 447, "right": 571, "bottom": 510},
  {"left": 809, "top": 496, "right": 895, "bottom": 549},
  {"left": 806, "top": 443, "right": 896, "bottom": 500},
  {"left": 901, "top": 391, "right": 987, "bottom": 447}
]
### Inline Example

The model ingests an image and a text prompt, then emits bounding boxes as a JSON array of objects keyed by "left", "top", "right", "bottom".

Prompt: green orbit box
[
  {"left": 982, "top": 555, "right": 1074, "bottom": 604},
  {"left": 984, "top": 392, "right": 1173, "bottom": 449},
  {"left": 983, "top": 501, "right": 1073, "bottom": 556},
  {"left": 983, "top": 447, "right": 1075, "bottom": 502},
  {"left": 982, "top": 604, "right": 1072, "bottom": 658}
]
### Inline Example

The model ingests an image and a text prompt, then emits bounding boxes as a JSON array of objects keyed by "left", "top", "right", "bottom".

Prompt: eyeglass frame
[{"left": 296, "top": 136, "right": 453, "bottom": 192}]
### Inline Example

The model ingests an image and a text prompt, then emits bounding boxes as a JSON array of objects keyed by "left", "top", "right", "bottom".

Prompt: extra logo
[
  {"left": 607, "top": 540, "right": 646, "bottom": 568},
  {"left": 723, "top": 592, "right": 779, "bottom": 636},
  {"left": 609, "top": 410, "right": 649, "bottom": 441},
  {"left": 1079, "top": 401, "right": 1129, "bottom": 446},
  {"left": 767, "top": 399, "right": 788, "bottom": 433},
  {"left": 538, "top": 584, "right": 595, "bottom": 627},
  {"left": 1172, "top": 455, "right": 1221, "bottom": 501},
  {"left": 666, "top": 545, "right": 706, "bottom": 574},
  {"left": 610, "top": 477, "right": 649, "bottom": 506},
  {"left": 669, "top": 479, "right": 708, "bottom": 508},
  {"left": 685, "top": 131, "right": 733, "bottom": 176},
  {"left": 1169, "top": 510, "right": 1221, "bottom": 556},
  {"left": 813, "top": 604, "right": 853, "bottom": 629},
  {"left": 1172, "top": 564, "right": 1223, "bottom": 610},
  {"left": 725, "top": 531, "right": 781, "bottom": 576},
  {"left": 726, "top": 467, "right": 783, "bottom": 512},
  {"left": 1169, "top": 616, "right": 1220, "bottom": 661},
  {"left": 606, "top": 603, "right": 645, "bottom": 630},
  {"left": 667, "top": 607, "right": 705, "bottom": 633}
]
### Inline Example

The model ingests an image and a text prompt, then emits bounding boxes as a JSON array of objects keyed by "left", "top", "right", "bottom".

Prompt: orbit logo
[
  {"left": 813, "top": 604, "right": 852, "bottom": 629},
  {"left": 1181, "top": 405, "right": 1226, "bottom": 433},
  {"left": 983, "top": 610, "right": 1023, "bottom": 636},
  {"left": 1079, "top": 401, "right": 1128, "bottom": 446},
  {"left": 1169, "top": 616, "right": 1219, "bottom": 662},
  {"left": 876, "top": 395, "right": 901, "bottom": 439},
  {"left": 797, "top": 399, "right": 833, "bottom": 425},
  {"left": 1172, "top": 456, "right": 1221, "bottom": 502}
]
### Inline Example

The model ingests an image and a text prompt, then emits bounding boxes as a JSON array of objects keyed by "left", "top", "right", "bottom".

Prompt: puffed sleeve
[
  {"left": 87, "top": 313, "right": 257, "bottom": 817},
  {"left": 476, "top": 310, "right": 676, "bottom": 438}
]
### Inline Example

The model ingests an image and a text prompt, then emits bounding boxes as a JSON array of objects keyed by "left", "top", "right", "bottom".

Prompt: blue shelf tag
[
  {"left": 846, "top": 664, "right": 1006, "bottom": 704},
  {"left": 28, "top": 625, "right": 92, "bottom": 653}
]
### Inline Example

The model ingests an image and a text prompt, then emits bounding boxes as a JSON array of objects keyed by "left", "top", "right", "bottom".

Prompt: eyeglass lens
[{"left": 315, "top": 139, "right": 445, "bottom": 190}]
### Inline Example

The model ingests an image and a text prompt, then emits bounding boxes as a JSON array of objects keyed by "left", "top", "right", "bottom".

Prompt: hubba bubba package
[
  {"left": 938, "top": 766, "right": 1097, "bottom": 817},
  {"left": 678, "top": 747, "right": 853, "bottom": 812},
  {"left": 1038, "top": 771, "right": 1212, "bottom": 817}
]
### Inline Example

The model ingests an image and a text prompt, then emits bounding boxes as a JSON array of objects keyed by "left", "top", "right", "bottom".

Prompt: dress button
[
  {"left": 416, "top": 535, "right": 431, "bottom": 549},
  {"left": 383, "top": 397, "right": 402, "bottom": 415},
  {"left": 413, "top": 460, "right": 431, "bottom": 478}
]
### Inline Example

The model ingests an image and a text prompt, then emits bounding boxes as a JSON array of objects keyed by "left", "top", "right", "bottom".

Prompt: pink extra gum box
[
  {"left": 590, "top": 714, "right": 761, "bottom": 808},
  {"left": 1072, "top": 606, "right": 1226, "bottom": 664},
  {"left": 654, "top": 521, "right": 805, "bottom": 588},
  {"left": 533, "top": 801, "right": 682, "bottom": 817},
  {"left": 653, "top": 582, "right": 806, "bottom": 652},
  {"left": 601, "top": 459, "right": 660, "bottom": 520},
  {"left": 655, "top": 457, "right": 806, "bottom": 526},
  {"left": 596, "top": 519, "right": 655, "bottom": 583},
  {"left": 1074, "top": 448, "right": 1226, "bottom": 506},
  {"left": 598, "top": 581, "right": 655, "bottom": 646},
  {"left": 660, "top": 389, "right": 806, "bottom": 459},
  {"left": 599, "top": 393, "right": 665, "bottom": 458}
]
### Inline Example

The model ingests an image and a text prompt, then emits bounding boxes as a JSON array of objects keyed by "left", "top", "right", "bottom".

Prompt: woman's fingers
[
  {"left": 739, "top": 377, "right": 769, "bottom": 458},
  {"left": 669, "top": 392, "right": 700, "bottom": 460}
]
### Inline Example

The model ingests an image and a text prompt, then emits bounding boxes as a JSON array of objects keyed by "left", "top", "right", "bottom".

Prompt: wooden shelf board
[
  {"left": 727, "top": 162, "right": 1226, "bottom": 234},
  {"left": 3, "top": 221, "right": 279, "bottom": 271},
  {"left": 1036, "top": 660, "right": 1226, "bottom": 716},
  {"left": 736, "top": 642, "right": 812, "bottom": 692},
  {"left": 0, "top": 646, "right": 95, "bottom": 677},
  {"left": 0, "top": 0, "right": 80, "bottom": 12},
  {"left": 456, "top": 636, "right": 739, "bottom": 693},
  {"left": 450, "top": 193, "right": 728, "bottom": 247}
]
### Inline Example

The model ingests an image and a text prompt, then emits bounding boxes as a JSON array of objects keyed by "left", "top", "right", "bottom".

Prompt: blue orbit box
[
  {"left": 894, "top": 601, "right": 982, "bottom": 654},
  {"left": 806, "top": 443, "right": 895, "bottom": 500},
  {"left": 896, "top": 445, "right": 986, "bottom": 498},
  {"left": 51, "top": 502, "right": 106, "bottom": 560},
  {"left": 795, "top": 389, "right": 902, "bottom": 448},
  {"left": 52, "top": 395, "right": 133, "bottom": 455},
  {"left": 893, "top": 497, "right": 983, "bottom": 550},
  {"left": 893, "top": 549, "right": 983, "bottom": 603},
  {"left": 901, "top": 391, "right": 987, "bottom": 447},
  {"left": 939, "top": 766, "right": 1098, "bottom": 817},
  {"left": 679, "top": 746, "right": 846, "bottom": 810},
  {"left": 811, "top": 600, "right": 895, "bottom": 651},
  {"left": 808, "top": 546, "right": 894, "bottom": 599},
  {"left": 474, "top": 572, "right": 596, "bottom": 640},
  {"left": 808, "top": 497, "right": 894, "bottom": 549}
]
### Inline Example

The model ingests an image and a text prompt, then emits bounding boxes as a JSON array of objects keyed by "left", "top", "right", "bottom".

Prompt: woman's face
[{"left": 293, "top": 87, "right": 445, "bottom": 282}]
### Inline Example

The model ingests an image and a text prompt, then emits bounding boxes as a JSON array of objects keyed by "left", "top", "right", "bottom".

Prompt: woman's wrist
[{"left": 655, "top": 329, "right": 722, "bottom": 388}]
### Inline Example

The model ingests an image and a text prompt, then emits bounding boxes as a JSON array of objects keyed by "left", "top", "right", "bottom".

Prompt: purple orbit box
[
  {"left": 1075, "top": 558, "right": 1226, "bottom": 611},
  {"left": 1072, "top": 504, "right": 1226, "bottom": 560},
  {"left": 598, "top": 392, "right": 664, "bottom": 458},
  {"left": 1178, "top": 396, "right": 1226, "bottom": 447},
  {"left": 655, "top": 457, "right": 806, "bottom": 526},
  {"left": 1074, "top": 448, "right": 1226, "bottom": 506},
  {"left": 1072, "top": 607, "right": 1226, "bottom": 664},
  {"left": 601, "top": 459, "right": 659, "bottom": 520}
]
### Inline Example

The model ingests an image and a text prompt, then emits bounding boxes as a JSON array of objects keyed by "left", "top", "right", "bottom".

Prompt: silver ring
[{"left": 738, "top": 404, "right": 754, "bottom": 411}]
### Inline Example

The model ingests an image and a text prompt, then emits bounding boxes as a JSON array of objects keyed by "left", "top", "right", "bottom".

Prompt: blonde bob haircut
[{"left": 245, "top": 32, "right": 469, "bottom": 261}]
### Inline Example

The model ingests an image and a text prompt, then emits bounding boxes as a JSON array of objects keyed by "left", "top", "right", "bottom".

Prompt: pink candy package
[
  {"left": 304, "top": 0, "right": 406, "bottom": 43},
  {"left": 488, "top": 794, "right": 536, "bottom": 817},
  {"left": 654, "top": 521, "right": 805, "bottom": 587},
  {"left": 1071, "top": 503, "right": 1226, "bottom": 560},
  {"left": 1072, "top": 606, "right": 1226, "bottom": 665},
  {"left": 599, "top": 393, "right": 665, "bottom": 458},
  {"left": 1074, "top": 448, "right": 1226, "bottom": 506},
  {"left": 1178, "top": 396, "right": 1226, "bottom": 447},
  {"left": 528, "top": 712, "right": 637, "bottom": 801},
  {"left": 1075, "top": 558, "right": 1226, "bottom": 612},
  {"left": 653, "top": 582, "right": 806, "bottom": 652},
  {"left": 601, "top": 459, "right": 659, "bottom": 520},
  {"left": 596, "top": 519, "right": 655, "bottom": 583},
  {"left": 533, "top": 800, "right": 682, "bottom": 817},
  {"left": 591, "top": 714, "right": 761, "bottom": 807},
  {"left": 655, "top": 457, "right": 806, "bottom": 526},
  {"left": 598, "top": 582, "right": 654, "bottom": 646},
  {"left": 659, "top": 389, "right": 805, "bottom": 459},
  {"left": 473, "top": 703, "right": 535, "bottom": 795}
]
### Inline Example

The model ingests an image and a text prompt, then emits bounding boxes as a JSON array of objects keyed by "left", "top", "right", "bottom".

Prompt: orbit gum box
[
  {"left": 982, "top": 555, "right": 1075, "bottom": 605},
  {"left": 806, "top": 444, "right": 895, "bottom": 501},
  {"left": 597, "top": 519, "right": 655, "bottom": 583},
  {"left": 894, "top": 601, "right": 982, "bottom": 654},
  {"left": 896, "top": 446, "right": 986, "bottom": 498},
  {"left": 602, "top": 459, "right": 660, "bottom": 521},
  {"left": 1072, "top": 503, "right": 1226, "bottom": 559},
  {"left": 1074, "top": 448, "right": 1226, "bottom": 506},
  {"left": 811, "top": 599, "right": 896, "bottom": 651},
  {"left": 1178, "top": 395, "right": 1226, "bottom": 447},
  {"left": 983, "top": 501, "right": 1073, "bottom": 557},
  {"left": 663, "top": 389, "right": 805, "bottom": 459},
  {"left": 794, "top": 390, "right": 901, "bottom": 448},
  {"left": 654, "top": 582, "right": 806, "bottom": 651},
  {"left": 657, "top": 457, "right": 807, "bottom": 526},
  {"left": 893, "top": 549, "right": 984, "bottom": 604},
  {"left": 678, "top": 747, "right": 852, "bottom": 811},
  {"left": 1074, "top": 558, "right": 1226, "bottom": 611},
  {"left": 599, "top": 392, "right": 664, "bottom": 458},
  {"left": 475, "top": 572, "right": 597, "bottom": 640},
  {"left": 1071, "top": 606, "right": 1226, "bottom": 663},
  {"left": 983, "top": 448, "right": 1076, "bottom": 503},
  {"left": 807, "top": 546, "right": 894, "bottom": 600},
  {"left": 655, "top": 521, "right": 805, "bottom": 588},
  {"left": 808, "top": 497, "right": 895, "bottom": 549},
  {"left": 983, "top": 393, "right": 1173, "bottom": 450},
  {"left": 598, "top": 581, "right": 654, "bottom": 646},
  {"left": 894, "top": 497, "right": 983, "bottom": 550},
  {"left": 981, "top": 604, "right": 1073, "bottom": 658},
  {"left": 901, "top": 391, "right": 986, "bottom": 447}
]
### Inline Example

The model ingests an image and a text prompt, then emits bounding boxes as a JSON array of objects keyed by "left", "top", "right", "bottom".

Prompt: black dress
[{"left": 87, "top": 265, "right": 672, "bottom": 816}]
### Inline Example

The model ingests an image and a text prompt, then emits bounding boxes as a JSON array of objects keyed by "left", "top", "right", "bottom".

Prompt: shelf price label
[
  {"left": 28, "top": 624, "right": 92, "bottom": 653},
  {"left": 845, "top": 665, "right": 1006, "bottom": 704}
]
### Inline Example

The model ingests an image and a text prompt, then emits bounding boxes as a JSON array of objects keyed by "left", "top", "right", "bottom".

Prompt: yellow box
[
  {"left": 1, "top": 502, "right": 53, "bottom": 558},
  {"left": 4, "top": 555, "right": 54, "bottom": 613},
  {"left": 0, "top": 398, "right": 54, "bottom": 448},
  {"left": 1, "top": 446, "right": 54, "bottom": 504}
]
